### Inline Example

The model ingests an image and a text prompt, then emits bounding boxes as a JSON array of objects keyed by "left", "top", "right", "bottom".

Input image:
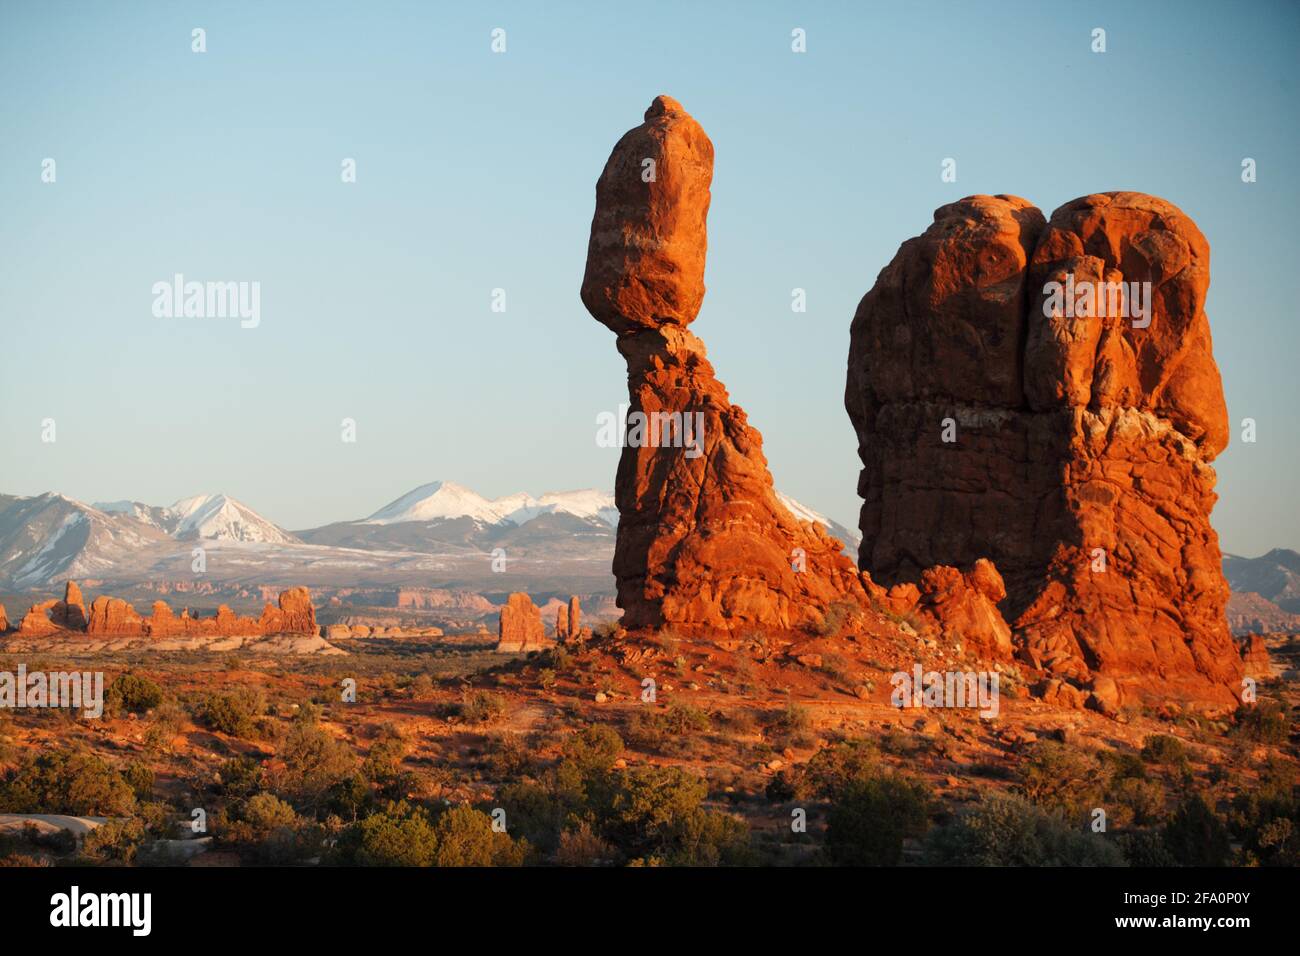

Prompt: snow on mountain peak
[{"left": 364, "top": 482, "right": 618, "bottom": 528}]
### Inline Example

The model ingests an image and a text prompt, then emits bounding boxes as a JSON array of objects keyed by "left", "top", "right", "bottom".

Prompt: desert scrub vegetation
[
  {"left": 624, "top": 703, "right": 711, "bottom": 756},
  {"left": 495, "top": 724, "right": 751, "bottom": 865},
  {"left": 1233, "top": 698, "right": 1291, "bottom": 745},
  {"left": 198, "top": 687, "right": 267, "bottom": 738},
  {"left": 0, "top": 747, "right": 137, "bottom": 817},
  {"left": 105, "top": 672, "right": 164, "bottom": 715},
  {"left": 335, "top": 802, "right": 529, "bottom": 867},
  {"left": 459, "top": 689, "right": 508, "bottom": 724},
  {"left": 923, "top": 793, "right": 1124, "bottom": 866}
]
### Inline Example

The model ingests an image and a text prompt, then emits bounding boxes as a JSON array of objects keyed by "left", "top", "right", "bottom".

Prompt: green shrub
[
  {"left": 0, "top": 748, "right": 135, "bottom": 816},
  {"left": 1161, "top": 794, "right": 1231, "bottom": 866},
  {"left": 825, "top": 773, "right": 931, "bottom": 865},
  {"left": 106, "top": 674, "right": 163, "bottom": 715},
  {"left": 1234, "top": 700, "right": 1290, "bottom": 745},
  {"left": 923, "top": 793, "right": 1125, "bottom": 866},
  {"left": 201, "top": 689, "right": 264, "bottom": 737},
  {"left": 460, "top": 690, "right": 508, "bottom": 724},
  {"left": 1140, "top": 734, "right": 1188, "bottom": 767},
  {"left": 431, "top": 805, "right": 528, "bottom": 866},
  {"left": 81, "top": 818, "right": 145, "bottom": 863},
  {"left": 799, "top": 739, "right": 879, "bottom": 799},
  {"left": 344, "top": 801, "right": 440, "bottom": 866},
  {"left": 121, "top": 761, "right": 154, "bottom": 802},
  {"left": 275, "top": 721, "right": 357, "bottom": 811},
  {"left": 1016, "top": 741, "right": 1103, "bottom": 821},
  {"left": 217, "top": 756, "right": 264, "bottom": 798}
]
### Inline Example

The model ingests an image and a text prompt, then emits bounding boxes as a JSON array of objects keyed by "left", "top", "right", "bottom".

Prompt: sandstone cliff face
[
  {"left": 0, "top": 603, "right": 7, "bottom": 633},
  {"left": 582, "top": 96, "right": 866, "bottom": 635},
  {"left": 497, "top": 592, "right": 551, "bottom": 652},
  {"left": 846, "top": 192, "right": 1242, "bottom": 708}
]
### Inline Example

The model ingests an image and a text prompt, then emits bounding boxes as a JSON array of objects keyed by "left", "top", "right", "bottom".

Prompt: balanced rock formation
[
  {"left": 496, "top": 592, "right": 551, "bottom": 652},
  {"left": 846, "top": 191, "right": 1242, "bottom": 708},
  {"left": 582, "top": 95, "right": 865, "bottom": 635}
]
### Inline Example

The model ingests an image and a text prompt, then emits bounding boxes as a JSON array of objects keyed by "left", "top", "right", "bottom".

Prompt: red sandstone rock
[
  {"left": 846, "top": 191, "right": 1243, "bottom": 709},
  {"left": 496, "top": 592, "right": 550, "bottom": 652},
  {"left": 1238, "top": 634, "right": 1271, "bottom": 679},
  {"left": 18, "top": 600, "right": 60, "bottom": 636},
  {"left": 582, "top": 96, "right": 867, "bottom": 635},
  {"left": 916, "top": 561, "right": 1014, "bottom": 661},
  {"left": 52, "top": 581, "right": 87, "bottom": 630},
  {"left": 259, "top": 586, "right": 318, "bottom": 634},
  {"left": 86, "top": 595, "right": 145, "bottom": 635},
  {"left": 555, "top": 604, "right": 570, "bottom": 641},
  {"left": 568, "top": 596, "right": 581, "bottom": 638},
  {"left": 0, "top": 603, "right": 7, "bottom": 633}
]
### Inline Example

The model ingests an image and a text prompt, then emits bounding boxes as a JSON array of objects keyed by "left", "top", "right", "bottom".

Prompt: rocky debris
[
  {"left": 496, "top": 592, "right": 551, "bottom": 652},
  {"left": 1238, "top": 634, "right": 1271, "bottom": 679},
  {"left": 859, "top": 559, "right": 1013, "bottom": 660},
  {"left": 581, "top": 95, "right": 867, "bottom": 635},
  {"left": 847, "top": 192, "right": 1242, "bottom": 709}
]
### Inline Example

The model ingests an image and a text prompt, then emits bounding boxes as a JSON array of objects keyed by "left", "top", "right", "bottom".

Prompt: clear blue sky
[{"left": 2, "top": 0, "right": 1296, "bottom": 556}]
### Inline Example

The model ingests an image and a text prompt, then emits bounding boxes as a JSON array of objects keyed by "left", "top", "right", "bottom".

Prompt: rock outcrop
[
  {"left": 1238, "top": 634, "right": 1271, "bottom": 680},
  {"left": 18, "top": 600, "right": 60, "bottom": 636},
  {"left": 259, "top": 586, "right": 317, "bottom": 635},
  {"left": 0, "top": 603, "right": 7, "bottom": 633},
  {"left": 555, "top": 596, "right": 587, "bottom": 642},
  {"left": 7, "top": 582, "right": 321, "bottom": 640},
  {"left": 582, "top": 95, "right": 866, "bottom": 635},
  {"left": 87, "top": 596, "right": 146, "bottom": 635},
  {"left": 52, "top": 581, "right": 87, "bottom": 629},
  {"left": 846, "top": 192, "right": 1242, "bottom": 709},
  {"left": 496, "top": 592, "right": 551, "bottom": 652}
]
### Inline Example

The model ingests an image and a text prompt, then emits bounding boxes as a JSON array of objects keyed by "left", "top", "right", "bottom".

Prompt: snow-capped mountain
[
  {"left": 0, "top": 482, "right": 854, "bottom": 590},
  {"left": 96, "top": 494, "right": 298, "bottom": 544},
  {"left": 0, "top": 493, "right": 174, "bottom": 588},
  {"left": 362, "top": 481, "right": 618, "bottom": 528}
]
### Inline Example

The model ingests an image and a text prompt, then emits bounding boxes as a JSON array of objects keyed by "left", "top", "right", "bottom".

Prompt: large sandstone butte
[
  {"left": 496, "top": 592, "right": 551, "bottom": 652},
  {"left": 581, "top": 96, "right": 864, "bottom": 634},
  {"left": 846, "top": 191, "right": 1242, "bottom": 708}
]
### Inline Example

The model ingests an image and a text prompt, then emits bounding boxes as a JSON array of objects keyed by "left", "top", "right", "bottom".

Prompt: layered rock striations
[
  {"left": 581, "top": 95, "right": 866, "bottom": 634},
  {"left": 847, "top": 192, "right": 1242, "bottom": 707}
]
